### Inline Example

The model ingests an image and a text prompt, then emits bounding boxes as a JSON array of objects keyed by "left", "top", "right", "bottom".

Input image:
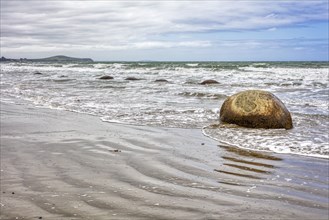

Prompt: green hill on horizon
[
  {"left": 1, "top": 55, "right": 93, "bottom": 63},
  {"left": 32, "top": 55, "right": 93, "bottom": 62}
]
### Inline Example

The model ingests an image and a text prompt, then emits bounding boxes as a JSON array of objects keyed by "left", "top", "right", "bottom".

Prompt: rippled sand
[{"left": 1, "top": 102, "right": 328, "bottom": 219}]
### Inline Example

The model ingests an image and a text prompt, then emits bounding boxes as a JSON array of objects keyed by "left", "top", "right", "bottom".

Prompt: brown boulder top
[{"left": 220, "top": 90, "right": 293, "bottom": 129}]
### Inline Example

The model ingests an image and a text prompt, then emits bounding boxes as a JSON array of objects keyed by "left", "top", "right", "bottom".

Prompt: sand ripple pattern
[{"left": 1, "top": 103, "right": 328, "bottom": 219}]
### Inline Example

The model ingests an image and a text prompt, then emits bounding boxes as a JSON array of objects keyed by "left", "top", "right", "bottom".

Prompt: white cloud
[{"left": 1, "top": 0, "right": 328, "bottom": 59}]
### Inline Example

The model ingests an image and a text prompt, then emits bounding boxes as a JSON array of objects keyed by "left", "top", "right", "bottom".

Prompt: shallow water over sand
[
  {"left": 1, "top": 61, "right": 328, "bottom": 158},
  {"left": 1, "top": 102, "right": 328, "bottom": 219}
]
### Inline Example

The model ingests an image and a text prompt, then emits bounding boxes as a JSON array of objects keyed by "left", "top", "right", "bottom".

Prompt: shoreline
[{"left": 1, "top": 101, "right": 328, "bottom": 219}]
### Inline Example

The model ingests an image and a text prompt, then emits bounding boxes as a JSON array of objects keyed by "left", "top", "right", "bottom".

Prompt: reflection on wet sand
[
  {"left": 220, "top": 145, "right": 282, "bottom": 160},
  {"left": 214, "top": 144, "right": 328, "bottom": 214},
  {"left": 215, "top": 145, "right": 280, "bottom": 181},
  {"left": 1, "top": 103, "right": 328, "bottom": 219}
]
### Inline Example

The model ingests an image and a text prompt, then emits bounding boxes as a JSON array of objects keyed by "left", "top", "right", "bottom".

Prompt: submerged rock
[
  {"left": 125, "top": 77, "right": 142, "bottom": 81},
  {"left": 220, "top": 90, "right": 293, "bottom": 129},
  {"left": 99, "top": 75, "right": 114, "bottom": 80},
  {"left": 154, "top": 79, "right": 169, "bottom": 83},
  {"left": 200, "top": 79, "right": 219, "bottom": 85}
]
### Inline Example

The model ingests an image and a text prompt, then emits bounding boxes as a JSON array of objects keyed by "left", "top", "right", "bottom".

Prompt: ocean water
[{"left": 1, "top": 61, "right": 328, "bottom": 158}]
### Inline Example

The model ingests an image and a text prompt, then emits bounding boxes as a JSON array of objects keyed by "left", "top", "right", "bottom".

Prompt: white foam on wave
[
  {"left": 0, "top": 97, "right": 16, "bottom": 104},
  {"left": 186, "top": 63, "right": 199, "bottom": 67},
  {"left": 2, "top": 62, "right": 328, "bottom": 159},
  {"left": 202, "top": 123, "right": 329, "bottom": 159}
]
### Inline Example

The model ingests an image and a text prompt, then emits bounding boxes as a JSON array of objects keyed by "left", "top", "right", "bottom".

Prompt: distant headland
[{"left": 0, "top": 55, "right": 93, "bottom": 63}]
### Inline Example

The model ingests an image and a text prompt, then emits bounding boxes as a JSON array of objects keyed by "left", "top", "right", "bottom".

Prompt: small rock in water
[
  {"left": 200, "top": 79, "right": 219, "bottom": 85},
  {"left": 154, "top": 79, "right": 169, "bottom": 83},
  {"left": 125, "top": 77, "right": 141, "bottom": 81},
  {"left": 34, "top": 72, "right": 42, "bottom": 75},
  {"left": 99, "top": 75, "right": 114, "bottom": 80}
]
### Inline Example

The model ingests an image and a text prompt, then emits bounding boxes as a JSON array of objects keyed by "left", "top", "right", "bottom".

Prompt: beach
[
  {"left": 2, "top": 0, "right": 329, "bottom": 218},
  {"left": 1, "top": 101, "right": 328, "bottom": 219}
]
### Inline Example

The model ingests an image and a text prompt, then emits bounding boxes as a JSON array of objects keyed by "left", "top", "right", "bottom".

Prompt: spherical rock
[{"left": 220, "top": 90, "right": 293, "bottom": 129}]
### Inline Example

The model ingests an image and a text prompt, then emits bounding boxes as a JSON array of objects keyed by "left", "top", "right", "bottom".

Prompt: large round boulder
[{"left": 220, "top": 90, "right": 293, "bottom": 129}]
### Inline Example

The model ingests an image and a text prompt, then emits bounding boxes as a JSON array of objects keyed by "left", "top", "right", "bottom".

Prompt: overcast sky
[{"left": 1, "top": 0, "right": 328, "bottom": 61}]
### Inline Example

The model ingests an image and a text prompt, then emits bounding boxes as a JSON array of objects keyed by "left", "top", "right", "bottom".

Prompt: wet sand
[{"left": 1, "top": 101, "right": 328, "bottom": 219}]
